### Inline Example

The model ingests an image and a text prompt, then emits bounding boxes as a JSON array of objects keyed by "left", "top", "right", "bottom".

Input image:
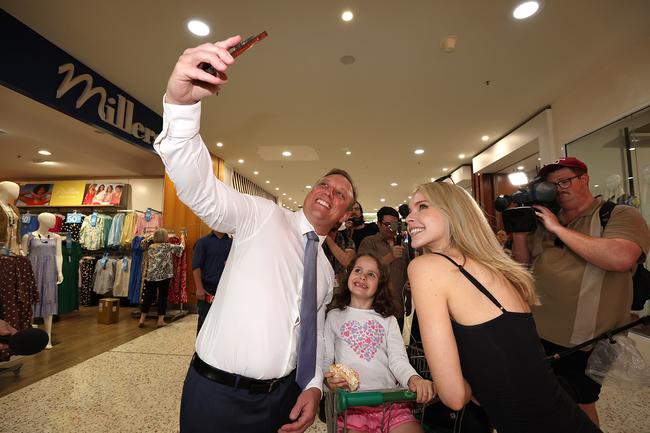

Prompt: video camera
[{"left": 494, "top": 177, "right": 558, "bottom": 233}]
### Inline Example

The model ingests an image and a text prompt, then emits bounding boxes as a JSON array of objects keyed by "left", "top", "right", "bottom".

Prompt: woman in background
[{"left": 138, "top": 228, "right": 184, "bottom": 327}]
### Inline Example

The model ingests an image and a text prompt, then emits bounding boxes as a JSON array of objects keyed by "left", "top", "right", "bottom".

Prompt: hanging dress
[{"left": 57, "top": 240, "right": 82, "bottom": 314}]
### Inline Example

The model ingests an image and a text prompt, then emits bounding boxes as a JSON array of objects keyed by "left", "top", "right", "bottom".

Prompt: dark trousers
[
  {"left": 180, "top": 363, "right": 301, "bottom": 433},
  {"left": 196, "top": 299, "right": 211, "bottom": 334},
  {"left": 140, "top": 278, "right": 171, "bottom": 316}
]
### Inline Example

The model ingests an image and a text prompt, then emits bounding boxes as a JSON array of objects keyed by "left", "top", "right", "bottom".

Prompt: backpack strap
[{"left": 598, "top": 201, "right": 616, "bottom": 230}]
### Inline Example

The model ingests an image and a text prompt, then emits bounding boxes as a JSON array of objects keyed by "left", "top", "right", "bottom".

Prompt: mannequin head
[
  {"left": 37, "top": 212, "right": 56, "bottom": 234},
  {"left": 0, "top": 181, "right": 20, "bottom": 204},
  {"left": 605, "top": 174, "right": 622, "bottom": 192}
]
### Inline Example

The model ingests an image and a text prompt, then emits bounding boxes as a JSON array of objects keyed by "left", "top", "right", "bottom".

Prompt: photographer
[
  {"left": 359, "top": 207, "right": 408, "bottom": 328},
  {"left": 512, "top": 157, "right": 650, "bottom": 427},
  {"left": 341, "top": 201, "right": 378, "bottom": 251}
]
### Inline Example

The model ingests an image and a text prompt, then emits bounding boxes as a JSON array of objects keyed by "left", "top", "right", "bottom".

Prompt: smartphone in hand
[{"left": 199, "top": 31, "right": 268, "bottom": 78}]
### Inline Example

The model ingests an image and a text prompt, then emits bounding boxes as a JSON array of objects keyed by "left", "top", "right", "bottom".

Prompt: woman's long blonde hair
[{"left": 414, "top": 182, "right": 538, "bottom": 306}]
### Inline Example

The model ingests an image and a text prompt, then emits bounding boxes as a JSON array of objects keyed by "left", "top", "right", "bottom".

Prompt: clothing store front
[{"left": 0, "top": 10, "right": 216, "bottom": 393}]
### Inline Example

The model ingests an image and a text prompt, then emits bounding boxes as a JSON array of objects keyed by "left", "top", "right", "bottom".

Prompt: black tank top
[{"left": 434, "top": 253, "right": 602, "bottom": 433}]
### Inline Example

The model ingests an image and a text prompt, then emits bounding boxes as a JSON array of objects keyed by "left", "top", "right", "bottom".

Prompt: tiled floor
[{"left": 0, "top": 315, "right": 648, "bottom": 433}]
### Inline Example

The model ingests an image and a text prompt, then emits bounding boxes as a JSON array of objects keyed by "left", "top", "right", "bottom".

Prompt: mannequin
[
  {"left": 641, "top": 165, "right": 650, "bottom": 223},
  {"left": 605, "top": 174, "right": 625, "bottom": 202},
  {"left": 0, "top": 181, "right": 22, "bottom": 255},
  {"left": 21, "top": 212, "right": 63, "bottom": 349}
]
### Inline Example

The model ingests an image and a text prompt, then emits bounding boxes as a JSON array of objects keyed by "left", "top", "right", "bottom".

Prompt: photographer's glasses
[{"left": 551, "top": 174, "right": 582, "bottom": 189}]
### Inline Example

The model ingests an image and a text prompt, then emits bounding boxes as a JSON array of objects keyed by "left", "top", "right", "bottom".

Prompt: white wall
[{"left": 552, "top": 36, "right": 650, "bottom": 148}]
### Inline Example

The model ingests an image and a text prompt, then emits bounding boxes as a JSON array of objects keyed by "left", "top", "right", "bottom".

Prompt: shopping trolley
[{"left": 324, "top": 344, "right": 437, "bottom": 433}]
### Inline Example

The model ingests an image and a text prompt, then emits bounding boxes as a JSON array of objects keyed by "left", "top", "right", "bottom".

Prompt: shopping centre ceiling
[{"left": 1, "top": 0, "right": 649, "bottom": 210}]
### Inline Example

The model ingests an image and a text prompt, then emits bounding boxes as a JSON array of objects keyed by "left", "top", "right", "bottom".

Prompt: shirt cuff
[{"left": 162, "top": 94, "right": 202, "bottom": 138}]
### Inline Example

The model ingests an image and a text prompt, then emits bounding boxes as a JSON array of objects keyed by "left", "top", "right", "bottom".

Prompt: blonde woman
[
  {"left": 139, "top": 228, "right": 184, "bottom": 327},
  {"left": 406, "top": 182, "right": 601, "bottom": 433}
]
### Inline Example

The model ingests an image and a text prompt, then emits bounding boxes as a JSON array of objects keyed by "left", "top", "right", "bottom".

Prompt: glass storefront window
[{"left": 566, "top": 105, "right": 650, "bottom": 222}]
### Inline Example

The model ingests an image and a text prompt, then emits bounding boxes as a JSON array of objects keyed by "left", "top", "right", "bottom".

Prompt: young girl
[
  {"left": 406, "top": 182, "right": 601, "bottom": 433},
  {"left": 323, "top": 252, "right": 435, "bottom": 433}
]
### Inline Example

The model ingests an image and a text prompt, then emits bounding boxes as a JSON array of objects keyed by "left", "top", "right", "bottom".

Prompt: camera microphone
[{"left": 0, "top": 327, "right": 49, "bottom": 355}]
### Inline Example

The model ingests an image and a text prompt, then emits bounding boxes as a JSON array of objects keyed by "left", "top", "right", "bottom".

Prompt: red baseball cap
[{"left": 538, "top": 157, "right": 588, "bottom": 178}]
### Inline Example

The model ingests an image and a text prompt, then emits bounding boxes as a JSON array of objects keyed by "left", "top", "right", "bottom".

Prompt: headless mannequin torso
[{"left": 21, "top": 212, "right": 63, "bottom": 349}]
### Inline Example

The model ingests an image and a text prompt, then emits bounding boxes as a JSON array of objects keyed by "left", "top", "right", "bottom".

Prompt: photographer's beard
[{"left": 349, "top": 216, "right": 364, "bottom": 227}]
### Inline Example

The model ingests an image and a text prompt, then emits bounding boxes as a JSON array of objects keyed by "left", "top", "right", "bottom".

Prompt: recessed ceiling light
[
  {"left": 430, "top": 178, "right": 435, "bottom": 182},
  {"left": 512, "top": 1, "right": 540, "bottom": 20},
  {"left": 481, "top": 135, "right": 489, "bottom": 141},
  {"left": 414, "top": 149, "right": 424, "bottom": 155},
  {"left": 594, "top": 184, "right": 600, "bottom": 188},
  {"left": 345, "top": 151, "right": 352, "bottom": 155},
  {"left": 305, "top": 185, "right": 312, "bottom": 189},
  {"left": 629, "top": 147, "right": 636, "bottom": 151},
  {"left": 34, "top": 160, "right": 57, "bottom": 166},
  {"left": 537, "top": 157, "right": 541, "bottom": 161},
  {"left": 289, "top": 197, "right": 293, "bottom": 201},
  {"left": 403, "top": 200, "right": 407, "bottom": 203},
  {"left": 282, "top": 193, "right": 287, "bottom": 196},
  {"left": 508, "top": 172, "right": 529, "bottom": 186},
  {"left": 408, "top": 196, "right": 412, "bottom": 199},
  {"left": 442, "top": 168, "right": 449, "bottom": 172},
  {"left": 238, "top": 159, "right": 244, "bottom": 164},
  {"left": 275, "top": 187, "right": 280, "bottom": 191},
  {"left": 265, "top": 180, "right": 270, "bottom": 184},
  {"left": 390, "top": 182, "right": 398, "bottom": 187},
  {"left": 187, "top": 19, "right": 210, "bottom": 36},
  {"left": 38, "top": 150, "right": 52, "bottom": 156},
  {"left": 380, "top": 198, "right": 386, "bottom": 202},
  {"left": 253, "top": 171, "right": 259, "bottom": 175},
  {"left": 282, "top": 151, "right": 292, "bottom": 157},
  {"left": 341, "top": 10, "right": 354, "bottom": 22},
  {"left": 517, "top": 166, "right": 525, "bottom": 170},
  {"left": 458, "top": 154, "right": 466, "bottom": 159},
  {"left": 216, "top": 142, "right": 223, "bottom": 147}
]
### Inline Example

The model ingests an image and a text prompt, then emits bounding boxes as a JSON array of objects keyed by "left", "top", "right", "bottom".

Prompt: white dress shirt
[{"left": 154, "top": 100, "right": 334, "bottom": 391}]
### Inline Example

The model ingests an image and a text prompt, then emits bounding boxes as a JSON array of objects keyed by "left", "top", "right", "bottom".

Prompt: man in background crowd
[
  {"left": 192, "top": 230, "right": 232, "bottom": 333},
  {"left": 512, "top": 157, "right": 650, "bottom": 427},
  {"left": 342, "top": 201, "right": 378, "bottom": 251},
  {"left": 359, "top": 206, "right": 408, "bottom": 328}
]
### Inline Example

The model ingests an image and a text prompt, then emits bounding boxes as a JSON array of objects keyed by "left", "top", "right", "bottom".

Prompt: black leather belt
[{"left": 192, "top": 353, "right": 294, "bottom": 394}]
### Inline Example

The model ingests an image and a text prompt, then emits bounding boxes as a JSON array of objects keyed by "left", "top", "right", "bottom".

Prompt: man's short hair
[
  {"left": 323, "top": 168, "right": 357, "bottom": 206},
  {"left": 377, "top": 206, "right": 399, "bottom": 223}
]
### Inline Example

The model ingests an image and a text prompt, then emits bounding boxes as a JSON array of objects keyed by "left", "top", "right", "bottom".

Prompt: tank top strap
[{"left": 432, "top": 252, "right": 507, "bottom": 312}]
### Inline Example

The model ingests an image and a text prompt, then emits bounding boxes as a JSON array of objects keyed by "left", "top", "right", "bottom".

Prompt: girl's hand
[
  {"left": 324, "top": 371, "right": 350, "bottom": 391},
  {"left": 408, "top": 375, "right": 436, "bottom": 404}
]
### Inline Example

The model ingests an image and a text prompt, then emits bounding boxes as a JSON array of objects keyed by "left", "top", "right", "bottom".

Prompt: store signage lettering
[{"left": 56, "top": 63, "right": 158, "bottom": 145}]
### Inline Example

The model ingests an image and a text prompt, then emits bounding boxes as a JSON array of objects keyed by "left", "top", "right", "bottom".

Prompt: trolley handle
[{"left": 336, "top": 389, "right": 416, "bottom": 411}]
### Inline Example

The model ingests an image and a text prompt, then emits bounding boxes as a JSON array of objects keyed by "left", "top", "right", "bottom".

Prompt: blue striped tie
[{"left": 296, "top": 231, "right": 319, "bottom": 389}]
